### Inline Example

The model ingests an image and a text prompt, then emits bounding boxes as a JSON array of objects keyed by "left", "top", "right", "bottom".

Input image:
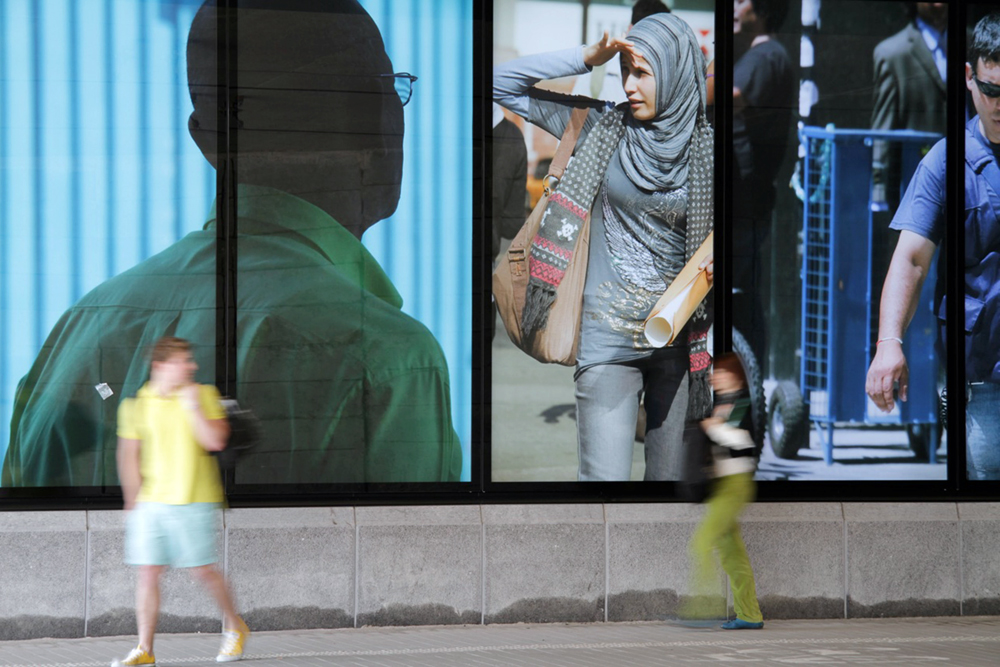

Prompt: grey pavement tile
[{"left": 0, "top": 618, "right": 999, "bottom": 666}]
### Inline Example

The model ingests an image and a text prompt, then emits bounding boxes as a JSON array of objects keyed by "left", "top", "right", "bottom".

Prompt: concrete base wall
[{"left": 0, "top": 502, "right": 996, "bottom": 640}]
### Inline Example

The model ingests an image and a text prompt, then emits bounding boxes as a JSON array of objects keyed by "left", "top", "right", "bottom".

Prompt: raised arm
[{"left": 494, "top": 37, "right": 624, "bottom": 139}]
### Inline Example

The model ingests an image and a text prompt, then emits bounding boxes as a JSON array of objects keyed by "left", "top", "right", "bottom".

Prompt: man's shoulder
[
  {"left": 965, "top": 116, "right": 998, "bottom": 175},
  {"left": 925, "top": 136, "right": 948, "bottom": 165},
  {"left": 874, "top": 23, "right": 918, "bottom": 61},
  {"left": 739, "top": 39, "right": 790, "bottom": 65},
  {"left": 259, "top": 297, "right": 449, "bottom": 380},
  {"left": 75, "top": 234, "right": 213, "bottom": 308}
]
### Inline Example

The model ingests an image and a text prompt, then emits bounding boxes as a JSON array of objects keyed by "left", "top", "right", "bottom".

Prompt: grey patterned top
[
  {"left": 494, "top": 47, "right": 688, "bottom": 373},
  {"left": 577, "top": 149, "right": 687, "bottom": 372}
]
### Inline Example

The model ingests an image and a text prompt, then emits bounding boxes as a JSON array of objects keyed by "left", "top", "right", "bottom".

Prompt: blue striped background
[{"left": 0, "top": 0, "right": 473, "bottom": 482}]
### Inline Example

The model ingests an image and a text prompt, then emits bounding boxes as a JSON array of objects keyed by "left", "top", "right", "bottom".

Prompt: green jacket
[{"left": 4, "top": 185, "right": 462, "bottom": 486}]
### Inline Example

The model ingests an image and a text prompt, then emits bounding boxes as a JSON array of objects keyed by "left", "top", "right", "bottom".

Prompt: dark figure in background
[
  {"left": 491, "top": 103, "right": 528, "bottom": 260},
  {"left": 630, "top": 0, "right": 671, "bottom": 26},
  {"left": 491, "top": 103, "right": 529, "bottom": 342},
  {"left": 731, "top": 0, "right": 795, "bottom": 377},
  {"left": 866, "top": 13, "right": 1000, "bottom": 481},
  {"left": 4, "top": 0, "right": 462, "bottom": 487},
  {"left": 871, "top": 3, "right": 948, "bottom": 209}
]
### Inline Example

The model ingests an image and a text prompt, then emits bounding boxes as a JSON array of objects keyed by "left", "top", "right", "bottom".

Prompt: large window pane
[
  {"left": 491, "top": 0, "right": 717, "bottom": 482},
  {"left": 228, "top": 0, "right": 472, "bottom": 484},
  {"left": 963, "top": 5, "right": 1000, "bottom": 483},
  {"left": 748, "top": 0, "right": 947, "bottom": 481},
  {"left": 1, "top": 0, "right": 216, "bottom": 487}
]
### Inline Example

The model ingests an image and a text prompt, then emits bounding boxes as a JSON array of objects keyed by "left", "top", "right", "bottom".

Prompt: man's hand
[
  {"left": 866, "top": 341, "right": 909, "bottom": 412},
  {"left": 180, "top": 383, "right": 201, "bottom": 410},
  {"left": 865, "top": 230, "right": 935, "bottom": 413},
  {"left": 583, "top": 31, "right": 640, "bottom": 68}
]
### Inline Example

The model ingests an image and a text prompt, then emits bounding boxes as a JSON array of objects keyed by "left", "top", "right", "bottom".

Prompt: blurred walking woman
[{"left": 494, "top": 14, "right": 714, "bottom": 481}]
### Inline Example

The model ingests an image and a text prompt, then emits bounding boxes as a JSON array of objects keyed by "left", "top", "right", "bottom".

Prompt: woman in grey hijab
[{"left": 494, "top": 13, "right": 713, "bottom": 481}]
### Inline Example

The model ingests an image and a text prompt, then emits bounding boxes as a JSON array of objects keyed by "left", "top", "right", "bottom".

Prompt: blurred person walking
[
  {"left": 681, "top": 352, "right": 763, "bottom": 630},
  {"left": 112, "top": 337, "right": 248, "bottom": 666}
]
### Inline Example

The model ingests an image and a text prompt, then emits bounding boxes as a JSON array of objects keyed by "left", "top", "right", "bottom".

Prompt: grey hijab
[{"left": 619, "top": 13, "right": 707, "bottom": 192}]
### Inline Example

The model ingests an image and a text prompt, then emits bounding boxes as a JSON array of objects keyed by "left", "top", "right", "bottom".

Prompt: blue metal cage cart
[{"left": 769, "top": 127, "right": 943, "bottom": 465}]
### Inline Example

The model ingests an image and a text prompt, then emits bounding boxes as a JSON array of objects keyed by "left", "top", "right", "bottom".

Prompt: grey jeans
[{"left": 575, "top": 347, "right": 689, "bottom": 481}]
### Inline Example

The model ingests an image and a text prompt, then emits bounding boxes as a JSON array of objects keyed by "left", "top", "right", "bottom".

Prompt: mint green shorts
[{"left": 125, "top": 502, "right": 221, "bottom": 568}]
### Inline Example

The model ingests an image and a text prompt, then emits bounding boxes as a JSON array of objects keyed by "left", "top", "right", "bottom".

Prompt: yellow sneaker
[
  {"left": 111, "top": 645, "right": 155, "bottom": 667},
  {"left": 216, "top": 619, "right": 249, "bottom": 662}
]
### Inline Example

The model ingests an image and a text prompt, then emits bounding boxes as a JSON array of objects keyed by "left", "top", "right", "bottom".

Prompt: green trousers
[{"left": 686, "top": 472, "right": 763, "bottom": 623}]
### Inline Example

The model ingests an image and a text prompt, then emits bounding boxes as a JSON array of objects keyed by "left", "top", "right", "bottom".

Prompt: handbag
[
  {"left": 493, "top": 107, "right": 590, "bottom": 366},
  {"left": 214, "top": 398, "right": 262, "bottom": 471}
]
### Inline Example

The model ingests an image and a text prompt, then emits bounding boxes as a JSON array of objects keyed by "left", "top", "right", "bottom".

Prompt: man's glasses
[
  {"left": 381, "top": 72, "right": 418, "bottom": 106},
  {"left": 972, "top": 73, "right": 1000, "bottom": 99}
]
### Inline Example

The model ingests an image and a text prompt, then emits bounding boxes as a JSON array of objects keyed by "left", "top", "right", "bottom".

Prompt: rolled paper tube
[{"left": 643, "top": 232, "right": 714, "bottom": 348}]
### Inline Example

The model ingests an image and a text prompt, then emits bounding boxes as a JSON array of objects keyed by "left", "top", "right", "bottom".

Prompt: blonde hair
[{"left": 150, "top": 336, "right": 191, "bottom": 365}]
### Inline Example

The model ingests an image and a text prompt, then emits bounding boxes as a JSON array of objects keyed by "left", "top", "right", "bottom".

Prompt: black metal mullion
[
  {"left": 215, "top": 0, "right": 239, "bottom": 492},
  {"left": 947, "top": 0, "right": 966, "bottom": 492}
]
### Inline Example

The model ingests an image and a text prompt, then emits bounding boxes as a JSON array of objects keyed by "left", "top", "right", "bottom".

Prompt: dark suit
[
  {"left": 871, "top": 21, "right": 946, "bottom": 216},
  {"left": 871, "top": 22, "right": 946, "bottom": 135}
]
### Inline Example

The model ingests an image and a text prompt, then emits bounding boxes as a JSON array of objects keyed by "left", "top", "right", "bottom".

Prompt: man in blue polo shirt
[{"left": 866, "top": 13, "right": 1000, "bottom": 481}]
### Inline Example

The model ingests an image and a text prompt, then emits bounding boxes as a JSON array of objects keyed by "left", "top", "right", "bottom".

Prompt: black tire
[
  {"left": 906, "top": 423, "right": 940, "bottom": 463},
  {"left": 768, "top": 380, "right": 809, "bottom": 459},
  {"left": 732, "top": 329, "right": 766, "bottom": 456}
]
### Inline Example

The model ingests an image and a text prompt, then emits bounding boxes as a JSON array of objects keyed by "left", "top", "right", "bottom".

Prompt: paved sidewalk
[{"left": 1, "top": 617, "right": 998, "bottom": 667}]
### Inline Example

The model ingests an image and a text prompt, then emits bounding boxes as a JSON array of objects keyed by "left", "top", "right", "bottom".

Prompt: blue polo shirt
[{"left": 890, "top": 115, "right": 1000, "bottom": 383}]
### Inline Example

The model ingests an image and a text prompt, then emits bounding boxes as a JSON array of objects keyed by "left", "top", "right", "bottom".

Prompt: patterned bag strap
[{"left": 547, "top": 108, "right": 590, "bottom": 182}]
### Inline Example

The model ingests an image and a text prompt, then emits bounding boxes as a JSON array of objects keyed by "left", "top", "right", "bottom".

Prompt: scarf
[{"left": 522, "top": 13, "right": 714, "bottom": 419}]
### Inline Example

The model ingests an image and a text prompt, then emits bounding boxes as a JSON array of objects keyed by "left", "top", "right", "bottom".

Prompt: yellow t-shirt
[{"left": 117, "top": 383, "right": 226, "bottom": 504}]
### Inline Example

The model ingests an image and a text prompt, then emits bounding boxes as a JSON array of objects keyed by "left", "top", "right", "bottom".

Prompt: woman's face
[{"left": 621, "top": 51, "right": 657, "bottom": 121}]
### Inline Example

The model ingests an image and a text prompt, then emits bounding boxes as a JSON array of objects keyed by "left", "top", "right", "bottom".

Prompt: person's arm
[
  {"left": 706, "top": 59, "right": 715, "bottom": 107},
  {"left": 733, "top": 87, "right": 746, "bottom": 113},
  {"left": 864, "top": 230, "right": 937, "bottom": 412},
  {"left": 701, "top": 420, "right": 754, "bottom": 450},
  {"left": 494, "top": 47, "right": 593, "bottom": 121},
  {"left": 494, "top": 34, "right": 627, "bottom": 139},
  {"left": 180, "top": 384, "right": 230, "bottom": 452},
  {"left": 116, "top": 437, "right": 142, "bottom": 510}
]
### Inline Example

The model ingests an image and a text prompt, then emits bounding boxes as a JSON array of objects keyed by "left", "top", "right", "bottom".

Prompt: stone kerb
[
  {"left": 225, "top": 507, "right": 356, "bottom": 631},
  {"left": 958, "top": 503, "right": 1000, "bottom": 616},
  {"left": 740, "top": 502, "right": 845, "bottom": 619},
  {"left": 483, "top": 504, "right": 605, "bottom": 624},
  {"left": 845, "top": 503, "right": 961, "bottom": 618},
  {"left": 605, "top": 503, "right": 706, "bottom": 622},
  {"left": 87, "top": 509, "right": 223, "bottom": 636},
  {"left": 0, "top": 512, "right": 86, "bottom": 640},
  {"left": 356, "top": 505, "right": 482, "bottom": 627}
]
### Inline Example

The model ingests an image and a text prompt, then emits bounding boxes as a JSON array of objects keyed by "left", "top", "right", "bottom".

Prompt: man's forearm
[
  {"left": 878, "top": 242, "right": 932, "bottom": 339},
  {"left": 185, "top": 403, "right": 229, "bottom": 451}
]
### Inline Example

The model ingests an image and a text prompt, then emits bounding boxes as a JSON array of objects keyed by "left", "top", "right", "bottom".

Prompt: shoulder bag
[{"left": 492, "top": 107, "right": 590, "bottom": 366}]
